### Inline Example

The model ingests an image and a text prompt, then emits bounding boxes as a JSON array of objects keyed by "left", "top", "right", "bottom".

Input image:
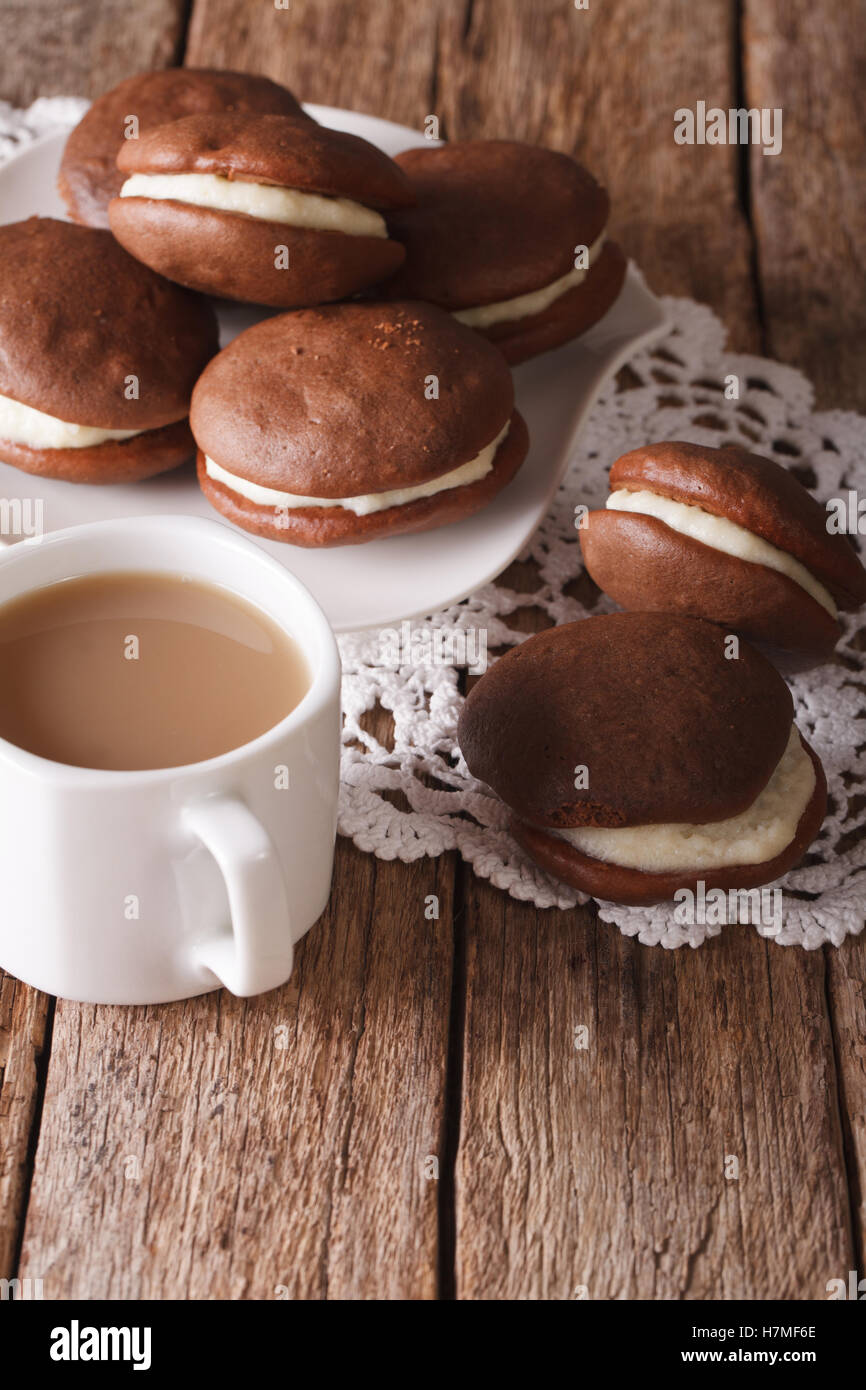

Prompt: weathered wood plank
[
  {"left": 744, "top": 0, "right": 866, "bottom": 410},
  {"left": 457, "top": 886, "right": 853, "bottom": 1299},
  {"left": 0, "top": 0, "right": 188, "bottom": 106},
  {"left": 0, "top": 976, "right": 50, "bottom": 1282},
  {"left": 185, "top": 0, "right": 441, "bottom": 126},
  {"left": 826, "top": 939, "right": 866, "bottom": 1282},
  {"left": 744, "top": 0, "right": 866, "bottom": 1268},
  {"left": 18, "top": 845, "right": 454, "bottom": 1298}
]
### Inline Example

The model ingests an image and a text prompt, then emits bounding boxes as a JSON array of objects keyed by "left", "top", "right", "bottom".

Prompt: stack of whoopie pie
[
  {"left": 14, "top": 63, "right": 855, "bottom": 920},
  {"left": 459, "top": 434, "right": 866, "bottom": 910},
  {"left": 4, "top": 67, "right": 628, "bottom": 534}
]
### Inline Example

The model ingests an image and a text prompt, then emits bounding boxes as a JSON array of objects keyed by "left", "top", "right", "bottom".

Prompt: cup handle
[{"left": 183, "top": 794, "right": 293, "bottom": 997}]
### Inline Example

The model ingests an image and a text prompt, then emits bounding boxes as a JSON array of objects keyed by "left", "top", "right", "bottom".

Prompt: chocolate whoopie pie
[
  {"left": 379, "top": 140, "right": 627, "bottom": 365},
  {"left": 458, "top": 613, "right": 827, "bottom": 907},
  {"left": 0, "top": 219, "right": 218, "bottom": 483},
  {"left": 579, "top": 441, "right": 866, "bottom": 659},
  {"left": 108, "top": 113, "right": 415, "bottom": 307},
  {"left": 191, "top": 300, "right": 529, "bottom": 546},
  {"left": 59, "top": 68, "right": 306, "bottom": 228}
]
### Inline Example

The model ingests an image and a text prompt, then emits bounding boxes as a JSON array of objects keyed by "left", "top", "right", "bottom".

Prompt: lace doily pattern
[
  {"left": 0, "top": 96, "right": 88, "bottom": 163},
  {"left": 339, "top": 299, "right": 866, "bottom": 949},
  {"left": 2, "top": 100, "right": 863, "bottom": 948}
]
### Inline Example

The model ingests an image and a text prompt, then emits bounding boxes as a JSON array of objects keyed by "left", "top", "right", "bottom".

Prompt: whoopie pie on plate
[
  {"left": 0, "top": 219, "right": 218, "bottom": 483},
  {"left": 579, "top": 441, "right": 866, "bottom": 659},
  {"left": 190, "top": 300, "right": 530, "bottom": 546},
  {"left": 379, "top": 140, "right": 627, "bottom": 364},
  {"left": 458, "top": 613, "right": 827, "bottom": 907},
  {"left": 108, "top": 113, "right": 415, "bottom": 307},
  {"left": 59, "top": 67, "right": 307, "bottom": 228}
]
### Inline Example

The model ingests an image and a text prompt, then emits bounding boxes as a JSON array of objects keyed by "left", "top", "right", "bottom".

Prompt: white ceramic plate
[{"left": 0, "top": 105, "right": 668, "bottom": 631}]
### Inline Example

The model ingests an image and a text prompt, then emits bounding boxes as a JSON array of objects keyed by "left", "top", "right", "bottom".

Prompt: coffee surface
[{"left": 0, "top": 572, "right": 309, "bottom": 770}]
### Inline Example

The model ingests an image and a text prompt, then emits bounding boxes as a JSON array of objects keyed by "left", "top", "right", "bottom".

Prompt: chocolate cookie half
[
  {"left": 379, "top": 140, "right": 627, "bottom": 364},
  {"left": 458, "top": 613, "right": 827, "bottom": 907},
  {"left": 579, "top": 441, "right": 866, "bottom": 658},
  {"left": 109, "top": 113, "right": 415, "bottom": 307},
  {"left": 0, "top": 219, "right": 218, "bottom": 483},
  {"left": 191, "top": 300, "right": 529, "bottom": 546},
  {"left": 59, "top": 67, "right": 306, "bottom": 228}
]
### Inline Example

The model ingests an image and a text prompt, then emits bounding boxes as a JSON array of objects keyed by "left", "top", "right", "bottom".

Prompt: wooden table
[{"left": 1, "top": 0, "right": 864, "bottom": 1301}]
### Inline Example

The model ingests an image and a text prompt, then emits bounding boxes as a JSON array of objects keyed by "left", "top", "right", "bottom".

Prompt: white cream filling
[
  {"left": 453, "top": 233, "right": 606, "bottom": 329},
  {"left": 0, "top": 392, "right": 143, "bottom": 450},
  {"left": 204, "top": 422, "right": 510, "bottom": 518},
  {"left": 607, "top": 487, "right": 837, "bottom": 618},
  {"left": 555, "top": 727, "right": 814, "bottom": 873},
  {"left": 120, "top": 172, "right": 388, "bottom": 238}
]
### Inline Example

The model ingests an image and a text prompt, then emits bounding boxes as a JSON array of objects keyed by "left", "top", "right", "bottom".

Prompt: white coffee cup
[{"left": 0, "top": 514, "right": 341, "bottom": 1004}]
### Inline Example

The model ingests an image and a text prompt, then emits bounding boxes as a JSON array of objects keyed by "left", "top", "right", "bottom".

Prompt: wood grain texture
[
  {"left": 744, "top": 0, "right": 866, "bottom": 1282},
  {"left": 185, "top": 0, "right": 441, "bottom": 126},
  {"left": 0, "top": 976, "right": 50, "bottom": 1281},
  {"left": 18, "top": 846, "right": 453, "bottom": 1298},
  {"left": 744, "top": 0, "right": 866, "bottom": 409},
  {"left": 456, "top": 886, "right": 853, "bottom": 1299},
  {"left": 827, "top": 939, "right": 866, "bottom": 1278},
  {"left": 0, "top": 0, "right": 187, "bottom": 106}
]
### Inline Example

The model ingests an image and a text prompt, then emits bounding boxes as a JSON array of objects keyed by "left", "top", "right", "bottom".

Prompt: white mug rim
[{"left": 0, "top": 513, "right": 341, "bottom": 786}]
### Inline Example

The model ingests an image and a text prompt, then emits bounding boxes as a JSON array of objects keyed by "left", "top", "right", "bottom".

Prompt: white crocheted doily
[
  {"left": 4, "top": 99, "right": 865, "bottom": 949},
  {"left": 0, "top": 95, "right": 89, "bottom": 162}
]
